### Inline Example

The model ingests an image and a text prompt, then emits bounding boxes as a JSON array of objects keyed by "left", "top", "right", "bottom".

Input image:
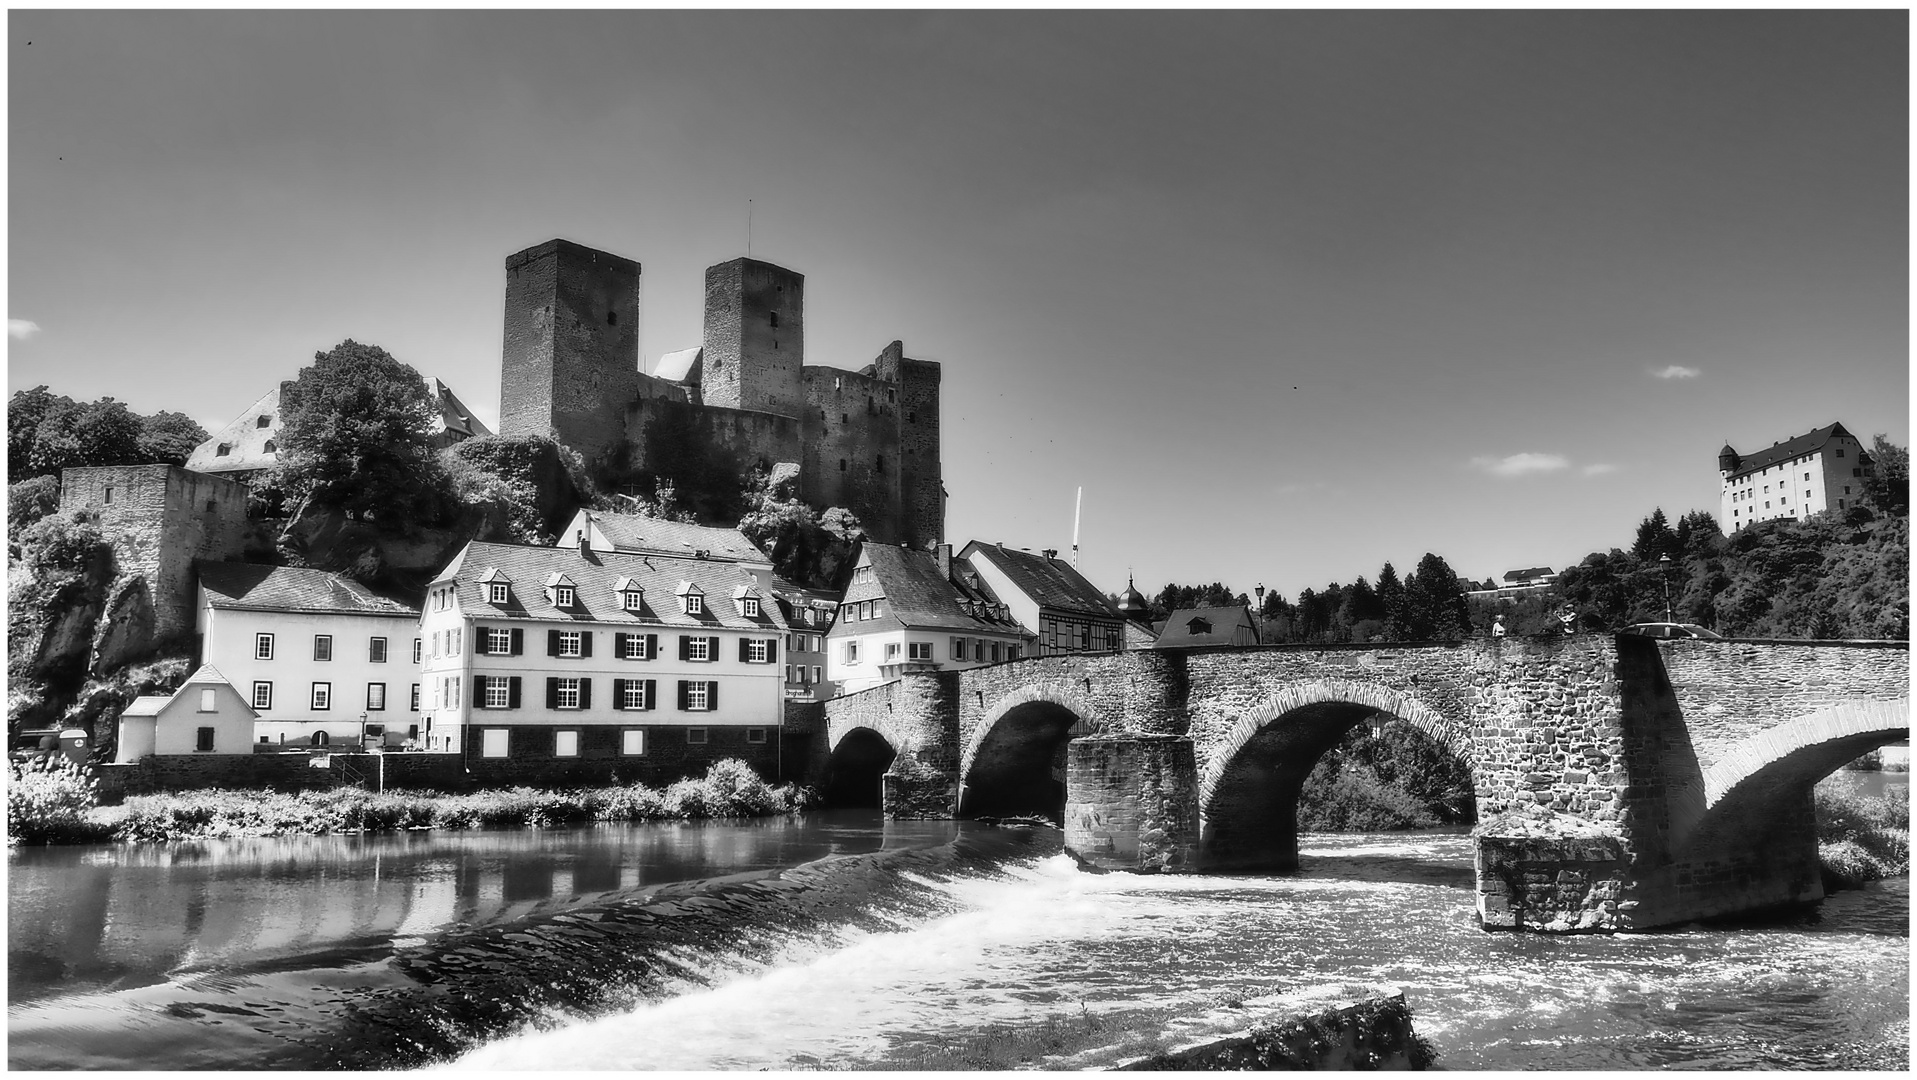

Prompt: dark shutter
[
  {"left": 707, "top": 681, "right": 719, "bottom": 710},
  {"left": 578, "top": 678, "right": 592, "bottom": 709},
  {"left": 679, "top": 635, "right": 690, "bottom": 661},
  {"left": 708, "top": 636, "right": 720, "bottom": 660},
  {"left": 472, "top": 675, "right": 484, "bottom": 707},
  {"left": 548, "top": 630, "right": 561, "bottom": 656},
  {"left": 677, "top": 680, "right": 689, "bottom": 710},
  {"left": 581, "top": 632, "right": 593, "bottom": 658},
  {"left": 615, "top": 632, "right": 628, "bottom": 657},
  {"left": 646, "top": 634, "right": 658, "bottom": 659},
  {"left": 510, "top": 629, "right": 524, "bottom": 656},
  {"left": 508, "top": 677, "right": 522, "bottom": 709},
  {"left": 739, "top": 638, "right": 750, "bottom": 662},
  {"left": 644, "top": 679, "right": 656, "bottom": 711},
  {"left": 767, "top": 640, "right": 777, "bottom": 663},
  {"left": 546, "top": 678, "right": 559, "bottom": 709}
]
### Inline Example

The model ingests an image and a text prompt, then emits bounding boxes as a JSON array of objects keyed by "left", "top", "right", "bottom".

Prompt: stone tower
[
  {"left": 500, "top": 239, "right": 642, "bottom": 465},
  {"left": 701, "top": 257, "right": 804, "bottom": 417}
]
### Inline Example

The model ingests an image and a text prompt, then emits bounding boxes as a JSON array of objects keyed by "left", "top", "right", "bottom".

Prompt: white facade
[
  {"left": 826, "top": 621, "right": 1024, "bottom": 695},
  {"left": 114, "top": 667, "right": 258, "bottom": 761},
  {"left": 1721, "top": 427, "right": 1872, "bottom": 531},
  {"left": 197, "top": 597, "right": 423, "bottom": 749}
]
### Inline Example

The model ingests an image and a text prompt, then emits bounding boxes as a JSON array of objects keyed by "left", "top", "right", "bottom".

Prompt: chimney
[
  {"left": 575, "top": 529, "right": 589, "bottom": 556},
  {"left": 1041, "top": 548, "right": 1058, "bottom": 560},
  {"left": 936, "top": 543, "right": 952, "bottom": 579}
]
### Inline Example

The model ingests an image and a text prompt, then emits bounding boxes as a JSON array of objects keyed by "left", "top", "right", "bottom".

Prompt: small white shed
[{"left": 114, "top": 664, "right": 259, "bottom": 762}]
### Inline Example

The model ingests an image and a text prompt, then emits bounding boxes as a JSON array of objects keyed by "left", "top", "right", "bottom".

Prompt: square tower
[
  {"left": 701, "top": 257, "right": 804, "bottom": 418},
  {"left": 500, "top": 240, "right": 642, "bottom": 464}
]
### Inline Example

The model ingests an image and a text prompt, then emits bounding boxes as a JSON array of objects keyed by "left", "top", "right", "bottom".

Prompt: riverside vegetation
[{"left": 6, "top": 757, "right": 815, "bottom": 846}]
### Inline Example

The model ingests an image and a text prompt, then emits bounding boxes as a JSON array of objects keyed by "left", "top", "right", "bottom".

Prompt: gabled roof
[
  {"left": 429, "top": 378, "right": 492, "bottom": 440},
  {"left": 121, "top": 696, "right": 171, "bottom": 718},
  {"left": 185, "top": 376, "right": 490, "bottom": 475},
  {"left": 654, "top": 347, "right": 704, "bottom": 384},
  {"left": 958, "top": 542, "right": 1117, "bottom": 619},
  {"left": 123, "top": 665, "right": 254, "bottom": 718},
  {"left": 580, "top": 511, "right": 769, "bottom": 563},
  {"left": 1502, "top": 567, "right": 1555, "bottom": 582},
  {"left": 199, "top": 563, "right": 419, "bottom": 617},
  {"left": 1154, "top": 605, "right": 1258, "bottom": 649},
  {"left": 437, "top": 541, "right": 778, "bottom": 629},
  {"left": 843, "top": 543, "right": 1022, "bottom": 635},
  {"left": 1723, "top": 423, "right": 1858, "bottom": 481}
]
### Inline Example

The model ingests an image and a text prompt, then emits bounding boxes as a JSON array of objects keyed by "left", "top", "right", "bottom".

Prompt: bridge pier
[{"left": 1065, "top": 735, "right": 1200, "bottom": 872}]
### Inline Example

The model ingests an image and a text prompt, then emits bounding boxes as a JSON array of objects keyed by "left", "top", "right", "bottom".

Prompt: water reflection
[{"left": 6, "top": 810, "right": 955, "bottom": 1005}]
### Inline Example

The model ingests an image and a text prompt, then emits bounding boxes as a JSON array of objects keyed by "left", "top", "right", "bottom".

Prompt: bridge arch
[
  {"left": 957, "top": 683, "right": 1104, "bottom": 821},
  {"left": 1674, "top": 697, "right": 1909, "bottom": 854},
  {"left": 1196, "top": 678, "right": 1474, "bottom": 871},
  {"left": 820, "top": 726, "right": 898, "bottom": 809}
]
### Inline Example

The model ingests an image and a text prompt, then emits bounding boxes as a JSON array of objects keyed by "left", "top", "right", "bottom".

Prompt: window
[
  {"left": 688, "top": 636, "right": 711, "bottom": 662},
  {"left": 685, "top": 594, "right": 705, "bottom": 616},
  {"left": 953, "top": 637, "right": 967, "bottom": 661},
  {"left": 255, "top": 633, "right": 275, "bottom": 660},
  {"left": 102, "top": 486, "right": 113, "bottom": 505},
  {"left": 197, "top": 688, "right": 218, "bottom": 712},
  {"left": 884, "top": 642, "right": 901, "bottom": 661},
  {"left": 990, "top": 643, "right": 1002, "bottom": 663},
  {"left": 682, "top": 681, "right": 716, "bottom": 712},
  {"left": 846, "top": 640, "right": 860, "bottom": 664},
  {"left": 369, "top": 637, "right": 388, "bottom": 663},
  {"left": 812, "top": 665, "right": 821, "bottom": 685},
  {"left": 876, "top": 455, "right": 885, "bottom": 473},
  {"left": 621, "top": 589, "right": 644, "bottom": 611},
  {"left": 1844, "top": 486, "right": 1852, "bottom": 495},
  {"left": 367, "top": 683, "right": 386, "bottom": 711},
  {"left": 747, "top": 728, "right": 767, "bottom": 744},
  {"left": 489, "top": 582, "right": 510, "bottom": 605},
  {"left": 412, "top": 638, "right": 422, "bottom": 664},
  {"left": 312, "top": 682, "right": 332, "bottom": 710},
  {"left": 216, "top": 443, "right": 231, "bottom": 456},
  {"left": 487, "top": 627, "right": 513, "bottom": 655},
  {"left": 554, "top": 678, "right": 582, "bottom": 709},
  {"left": 621, "top": 729, "right": 647, "bottom": 756},
  {"left": 481, "top": 729, "right": 510, "bottom": 758},
  {"left": 687, "top": 726, "right": 709, "bottom": 743},
  {"left": 196, "top": 727, "right": 216, "bottom": 753},
  {"left": 554, "top": 585, "right": 575, "bottom": 607},
  {"left": 410, "top": 684, "right": 420, "bottom": 711},
  {"left": 557, "top": 631, "right": 583, "bottom": 657},
  {"left": 786, "top": 665, "right": 795, "bottom": 683},
  {"left": 741, "top": 597, "right": 761, "bottom": 617},
  {"left": 1805, "top": 472, "right": 1811, "bottom": 482},
  {"left": 620, "top": 680, "right": 652, "bottom": 710},
  {"left": 746, "top": 639, "right": 770, "bottom": 663},
  {"left": 1853, "top": 468, "right": 1863, "bottom": 477},
  {"left": 252, "top": 682, "right": 272, "bottom": 709},
  {"left": 908, "top": 641, "right": 932, "bottom": 660},
  {"left": 314, "top": 635, "right": 333, "bottom": 662},
  {"left": 257, "top": 415, "right": 272, "bottom": 428},
  {"left": 485, "top": 677, "right": 511, "bottom": 709},
  {"left": 1837, "top": 448, "right": 1846, "bottom": 458},
  {"left": 621, "top": 633, "right": 653, "bottom": 660},
  {"left": 262, "top": 440, "right": 277, "bottom": 453},
  {"left": 555, "top": 730, "right": 580, "bottom": 757}
]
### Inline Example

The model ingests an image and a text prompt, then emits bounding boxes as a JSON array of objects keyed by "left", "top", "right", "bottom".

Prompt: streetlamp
[
  {"left": 358, "top": 712, "right": 369, "bottom": 752},
  {"left": 1658, "top": 554, "right": 1673, "bottom": 622}
]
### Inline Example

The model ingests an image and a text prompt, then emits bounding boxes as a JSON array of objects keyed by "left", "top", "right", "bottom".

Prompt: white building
[
  {"left": 196, "top": 563, "right": 423, "bottom": 749},
  {"left": 826, "top": 543, "right": 1027, "bottom": 695},
  {"left": 419, "top": 536, "right": 787, "bottom": 772},
  {"left": 956, "top": 541, "right": 1124, "bottom": 656},
  {"left": 1719, "top": 423, "right": 1874, "bottom": 531},
  {"left": 114, "top": 664, "right": 258, "bottom": 761}
]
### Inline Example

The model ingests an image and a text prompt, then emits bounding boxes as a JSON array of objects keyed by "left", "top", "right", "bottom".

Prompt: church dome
[
  {"left": 1117, "top": 577, "right": 1150, "bottom": 618},
  {"left": 1717, "top": 443, "right": 1741, "bottom": 473}
]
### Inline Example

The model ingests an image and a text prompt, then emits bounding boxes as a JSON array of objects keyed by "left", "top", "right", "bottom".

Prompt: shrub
[
  {"left": 1299, "top": 762, "right": 1439, "bottom": 831},
  {"left": 1816, "top": 785, "right": 1910, "bottom": 886},
  {"left": 6, "top": 755, "right": 109, "bottom": 844}
]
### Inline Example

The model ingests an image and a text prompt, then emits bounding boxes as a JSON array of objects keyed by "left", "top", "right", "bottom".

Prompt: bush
[
  {"left": 7, "top": 756, "right": 110, "bottom": 844},
  {"left": 1299, "top": 761, "right": 1438, "bottom": 831},
  {"left": 1816, "top": 785, "right": 1910, "bottom": 886}
]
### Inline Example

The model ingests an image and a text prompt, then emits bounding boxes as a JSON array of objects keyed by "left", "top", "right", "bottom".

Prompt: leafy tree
[
  {"left": 1673, "top": 510, "right": 1723, "bottom": 557},
  {"left": 1376, "top": 561, "right": 1406, "bottom": 639},
  {"left": 135, "top": 410, "right": 209, "bottom": 467},
  {"left": 1632, "top": 507, "right": 1677, "bottom": 561},
  {"left": 737, "top": 468, "right": 866, "bottom": 590},
  {"left": 7, "top": 475, "right": 63, "bottom": 558},
  {"left": 27, "top": 397, "right": 145, "bottom": 479},
  {"left": 8, "top": 386, "right": 66, "bottom": 483},
  {"left": 278, "top": 340, "right": 442, "bottom": 527},
  {"left": 1865, "top": 435, "right": 1908, "bottom": 518},
  {"left": 1400, "top": 553, "right": 1471, "bottom": 640}
]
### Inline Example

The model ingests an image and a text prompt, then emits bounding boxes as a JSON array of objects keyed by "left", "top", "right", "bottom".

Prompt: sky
[{"left": 8, "top": 9, "right": 1908, "bottom": 600}]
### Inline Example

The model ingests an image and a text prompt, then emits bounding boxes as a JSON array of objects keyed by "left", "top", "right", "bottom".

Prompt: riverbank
[
  {"left": 6, "top": 757, "right": 813, "bottom": 846},
  {"left": 1816, "top": 781, "right": 1910, "bottom": 888}
]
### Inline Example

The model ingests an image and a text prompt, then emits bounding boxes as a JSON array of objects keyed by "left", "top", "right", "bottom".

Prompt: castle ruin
[{"left": 497, "top": 239, "right": 944, "bottom": 550}]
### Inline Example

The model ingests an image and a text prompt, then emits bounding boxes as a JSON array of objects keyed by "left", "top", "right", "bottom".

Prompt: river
[{"left": 7, "top": 795, "right": 1908, "bottom": 1070}]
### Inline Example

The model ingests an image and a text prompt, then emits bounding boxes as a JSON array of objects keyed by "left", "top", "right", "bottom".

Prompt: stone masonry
[{"left": 819, "top": 634, "right": 1908, "bottom": 931}]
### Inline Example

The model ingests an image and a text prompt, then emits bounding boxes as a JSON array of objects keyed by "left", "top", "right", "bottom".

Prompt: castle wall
[
  {"left": 800, "top": 360, "right": 904, "bottom": 540},
  {"left": 702, "top": 258, "right": 804, "bottom": 418},
  {"left": 622, "top": 395, "right": 804, "bottom": 520},
  {"left": 500, "top": 240, "right": 642, "bottom": 467},
  {"left": 891, "top": 355, "right": 945, "bottom": 551},
  {"left": 59, "top": 465, "right": 255, "bottom": 642}
]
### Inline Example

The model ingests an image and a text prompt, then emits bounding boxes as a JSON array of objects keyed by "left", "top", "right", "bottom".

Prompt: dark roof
[
  {"left": 843, "top": 543, "right": 1021, "bottom": 635},
  {"left": 1723, "top": 423, "right": 1857, "bottom": 481},
  {"left": 199, "top": 563, "right": 419, "bottom": 617},
  {"left": 436, "top": 541, "right": 779, "bottom": 630},
  {"left": 1502, "top": 567, "right": 1555, "bottom": 582},
  {"left": 1154, "top": 605, "right": 1257, "bottom": 648},
  {"left": 583, "top": 512, "right": 769, "bottom": 563},
  {"left": 958, "top": 542, "right": 1117, "bottom": 619}
]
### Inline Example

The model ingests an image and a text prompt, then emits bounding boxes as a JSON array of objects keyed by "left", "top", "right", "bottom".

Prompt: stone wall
[
  {"left": 59, "top": 465, "right": 258, "bottom": 642},
  {"left": 458, "top": 721, "right": 791, "bottom": 787},
  {"left": 1654, "top": 639, "right": 1908, "bottom": 768},
  {"left": 620, "top": 395, "right": 803, "bottom": 520},
  {"left": 1065, "top": 735, "right": 1198, "bottom": 872},
  {"left": 499, "top": 239, "right": 643, "bottom": 469},
  {"left": 799, "top": 360, "right": 904, "bottom": 540},
  {"left": 701, "top": 258, "right": 804, "bottom": 417}
]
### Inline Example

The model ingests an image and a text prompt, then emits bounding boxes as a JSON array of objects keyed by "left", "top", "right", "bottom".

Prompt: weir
[{"left": 822, "top": 635, "right": 1909, "bottom": 932}]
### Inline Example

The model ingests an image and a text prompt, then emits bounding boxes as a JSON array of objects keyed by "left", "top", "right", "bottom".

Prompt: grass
[{"left": 10, "top": 759, "right": 816, "bottom": 846}]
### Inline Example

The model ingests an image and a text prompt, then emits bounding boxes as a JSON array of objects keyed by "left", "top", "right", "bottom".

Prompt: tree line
[{"left": 1141, "top": 551, "right": 1478, "bottom": 644}]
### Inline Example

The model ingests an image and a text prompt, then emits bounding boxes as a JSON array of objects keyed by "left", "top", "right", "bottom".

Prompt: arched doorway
[
  {"left": 957, "top": 700, "right": 1090, "bottom": 822},
  {"left": 820, "top": 727, "right": 897, "bottom": 809}
]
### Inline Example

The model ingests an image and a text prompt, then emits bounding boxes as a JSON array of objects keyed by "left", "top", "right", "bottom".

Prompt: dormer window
[
  {"left": 262, "top": 440, "right": 276, "bottom": 453},
  {"left": 622, "top": 589, "right": 643, "bottom": 611},
  {"left": 686, "top": 594, "right": 704, "bottom": 615},
  {"left": 257, "top": 415, "right": 272, "bottom": 428},
  {"left": 489, "top": 583, "right": 510, "bottom": 605},
  {"left": 216, "top": 443, "right": 232, "bottom": 456},
  {"left": 554, "top": 585, "right": 575, "bottom": 607},
  {"left": 742, "top": 597, "right": 760, "bottom": 617}
]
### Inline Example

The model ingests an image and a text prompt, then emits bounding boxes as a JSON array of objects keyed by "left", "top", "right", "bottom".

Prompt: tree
[
  {"left": 1375, "top": 561, "right": 1406, "bottom": 639},
  {"left": 8, "top": 386, "right": 66, "bottom": 483},
  {"left": 1865, "top": 435, "right": 1908, "bottom": 518},
  {"left": 1673, "top": 510, "right": 1722, "bottom": 557},
  {"left": 1400, "top": 553, "right": 1471, "bottom": 640},
  {"left": 26, "top": 397, "right": 144, "bottom": 479},
  {"left": 278, "top": 340, "right": 442, "bottom": 526},
  {"left": 1632, "top": 507, "right": 1677, "bottom": 561},
  {"left": 136, "top": 410, "right": 209, "bottom": 467}
]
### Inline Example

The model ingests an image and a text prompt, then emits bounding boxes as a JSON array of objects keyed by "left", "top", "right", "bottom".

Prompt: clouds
[
  {"left": 9, "top": 318, "right": 43, "bottom": 340},
  {"left": 1469, "top": 453, "right": 1618, "bottom": 478},
  {"left": 1652, "top": 365, "right": 1700, "bottom": 379}
]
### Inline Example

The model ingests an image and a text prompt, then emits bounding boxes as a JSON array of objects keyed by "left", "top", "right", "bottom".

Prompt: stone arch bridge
[{"left": 821, "top": 636, "right": 1907, "bottom": 932}]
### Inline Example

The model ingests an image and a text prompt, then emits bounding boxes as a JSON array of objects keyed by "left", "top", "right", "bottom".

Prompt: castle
[{"left": 497, "top": 239, "right": 944, "bottom": 550}]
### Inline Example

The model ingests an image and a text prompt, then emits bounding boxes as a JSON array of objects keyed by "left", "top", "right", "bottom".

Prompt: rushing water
[{"left": 8, "top": 811, "right": 1908, "bottom": 1071}]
